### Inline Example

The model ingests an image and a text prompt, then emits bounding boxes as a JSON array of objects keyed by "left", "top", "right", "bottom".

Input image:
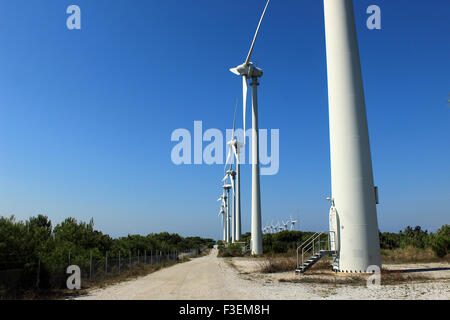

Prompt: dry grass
[
  {"left": 279, "top": 276, "right": 365, "bottom": 286},
  {"left": 381, "top": 247, "right": 449, "bottom": 264},
  {"left": 278, "top": 267, "right": 430, "bottom": 287},
  {"left": 87, "top": 259, "right": 189, "bottom": 290},
  {"left": 380, "top": 268, "right": 429, "bottom": 286},
  {"left": 200, "top": 248, "right": 211, "bottom": 256},
  {"left": 259, "top": 256, "right": 298, "bottom": 273},
  {"left": 11, "top": 259, "right": 191, "bottom": 300},
  {"left": 309, "top": 260, "right": 333, "bottom": 271},
  {"left": 259, "top": 256, "right": 333, "bottom": 274}
]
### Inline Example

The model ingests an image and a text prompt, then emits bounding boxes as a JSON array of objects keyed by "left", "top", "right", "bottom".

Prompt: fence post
[
  {"left": 105, "top": 251, "right": 108, "bottom": 274},
  {"left": 90, "top": 251, "right": 92, "bottom": 280},
  {"left": 119, "top": 250, "right": 121, "bottom": 273},
  {"left": 36, "top": 253, "right": 41, "bottom": 289}
]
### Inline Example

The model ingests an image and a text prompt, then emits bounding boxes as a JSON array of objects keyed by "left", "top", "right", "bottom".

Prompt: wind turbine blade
[
  {"left": 232, "top": 98, "right": 238, "bottom": 139},
  {"left": 222, "top": 173, "right": 229, "bottom": 182},
  {"left": 230, "top": 177, "right": 235, "bottom": 194},
  {"left": 230, "top": 67, "right": 240, "bottom": 75},
  {"left": 225, "top": 146, "right": 232, "bottom": 170},
  {"left": 232, "top": 144, "right": 239, "bottom": 164},
  {"left": 245, "top": 0, "right": 271, "bottom": 65},
  {"left": 242, "top": 76, "right": 248, "bottom": 144}
]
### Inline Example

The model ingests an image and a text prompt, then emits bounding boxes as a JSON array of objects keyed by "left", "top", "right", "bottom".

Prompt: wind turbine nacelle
[
  {"left": 248, "top": 64, "right": 263, "bottom": 78},
  {"left": 230, "top": 63, "right": 263, "bottom": 78}
]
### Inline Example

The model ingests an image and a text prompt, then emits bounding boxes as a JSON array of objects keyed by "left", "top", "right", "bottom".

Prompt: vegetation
[
  {"left": 0, "top": 214, "right": 215, "bottom": 298},
  {"left": 379, "top": 225, "right": 450, "bottom": 262},
  {"left": 278, "top": 268, "right": 429, "bottom": 287},
  {"left": 259, "top": 257, "right": 332, "bottom": 274},
  {"left": 217, "top": 243, "right": 244, "bottom": 257},
  {"left": 234, "top": 225, "right": 450, "bottom": 262},
  {"left": 239, "top": 231, "right": 317, "bottom": 255}
]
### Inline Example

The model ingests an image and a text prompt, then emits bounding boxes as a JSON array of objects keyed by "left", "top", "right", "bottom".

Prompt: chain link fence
[{"left": 0, "top": 248, "right": 201, "bottom": 299}]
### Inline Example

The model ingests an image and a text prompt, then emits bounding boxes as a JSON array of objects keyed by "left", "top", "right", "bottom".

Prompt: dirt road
[
  {"left": 76, "top": 248, "right": 450, "bottom": 300},
  {"left": 77, "top": 248, "right": 254, "bottom": 300}
]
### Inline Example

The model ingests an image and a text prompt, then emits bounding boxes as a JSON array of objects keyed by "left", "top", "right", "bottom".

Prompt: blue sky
[{"left": 0, "top": 0, "right": 448, "bottom": 239}]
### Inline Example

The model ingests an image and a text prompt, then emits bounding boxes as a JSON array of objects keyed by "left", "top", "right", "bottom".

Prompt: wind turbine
[
  {"left": 229, "top": 0, "right": 270, "bottom": 255},
  {"left": 274, "top": 221, "right": 280, "bottom": 233},
  {"left": 289, "top": 215, "right": 297, "bottom": 231},
  {"left": 217, "top": 196, "right": 227, "bottom": 241},
  {"left": 282, "top": 220, "right": 288, "bottom": 231},
  {"left": 270, "top": 221, "right": 275, "bottom": 233},
  {"left": 218, "top": 205, "right": 226, "bottom": 241},
  {"left": 224, "top": 100, "right": 243, "bottom": 242},
  {"left": 222, "top": 183, "right": 232, "bottom": 243},
  {"left": 323, "top": 0, "right": 381, "bottom": 272},
  {"left": 278, "top": 221, "right": 284, "bottom": 232},
  {"left": 223, "top": 166, "right": 236, "bottom": 243}
]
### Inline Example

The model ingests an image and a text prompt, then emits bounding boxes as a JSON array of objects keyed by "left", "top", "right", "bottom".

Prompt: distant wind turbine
[
  {"left": 229, "top": 0, "right": 271, "bottom": 255},
  {"left": 222, "top": 183, "right": 232, "bottom": 243},
  {"left": 223, "top": 166, "right": 236, "bottom": 243},
  {"left": 224, "top": 100, "right": 242, "bottom": 242},
  {"left": 218, "top": 205, "right": 226, "bottom": 241},
  {"left": 289, "top": 215, "right": 297, "bottom": 231}
]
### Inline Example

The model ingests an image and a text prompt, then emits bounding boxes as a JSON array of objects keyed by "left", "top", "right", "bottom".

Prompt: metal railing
[{"left": 296, "top": 231, "right": 336, "bottom": 268}]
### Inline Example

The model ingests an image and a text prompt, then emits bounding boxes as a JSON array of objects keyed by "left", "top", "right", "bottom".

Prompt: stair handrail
[
  {"left": 296, "top": 231, "right": 335, "bottom": 269},
  {"left": 302, "top": 232, "right": 326, "bottom": 266},
  {"left": 296, "top": 231, "right": 325, "bottom": 268}
]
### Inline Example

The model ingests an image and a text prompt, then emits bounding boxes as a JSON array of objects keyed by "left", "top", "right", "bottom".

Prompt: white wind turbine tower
[
  {"left": 263, "top": 222, "right": 270, "bottom": 234},
  {"left": 224, "top": 101, "right": 243, "bottom": 242},
  {"left": 229, "top": 0, "right": 270, "bottom": 255},
  {"left": 274, "top": 221, "right": 280, "bottom": 233},
  {"left": 270, "top": 221, "right": 275, "bottom": 234},
  {"left": 223, "top": 166, "right": 236, "bottom": 243},
  {"left": 289, "top": 215, "right": 297, "bottom": 231},
  {"left": 217, "top": 195, "right": 227, "bottom": 241},
  {"left": 282, "top": 220, "right": 288, "bottom": 231},
  {"left": 218, "top": 205, "right": 226, "bottom": 241},
  {"left": 323, "top": 0, "right": 381, "bottom": 272},
  {"left": 278, "top": 221, "right": 284, "bottom": 233},
  {"left": 222, "top": 183, "right": 232, "bottom": 243}
]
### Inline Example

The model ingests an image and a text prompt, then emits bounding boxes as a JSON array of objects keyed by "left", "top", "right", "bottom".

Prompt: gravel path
[{"left": 76, "top": 248, "right": 450, "bottom": 300}]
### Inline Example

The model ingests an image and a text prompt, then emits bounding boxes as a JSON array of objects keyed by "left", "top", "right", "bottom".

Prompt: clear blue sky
[{"left": 0, "top": 0, "right": 448, "bottom": 239}]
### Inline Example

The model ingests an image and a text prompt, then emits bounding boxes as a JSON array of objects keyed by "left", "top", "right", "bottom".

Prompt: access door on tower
[{"left": 329, "top": 206, "right": 340, "bottom": 252}]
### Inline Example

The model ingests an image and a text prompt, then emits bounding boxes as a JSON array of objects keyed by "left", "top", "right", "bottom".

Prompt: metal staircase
[{"left": 295, "top": 231, "right": 337, "bottom": 274}]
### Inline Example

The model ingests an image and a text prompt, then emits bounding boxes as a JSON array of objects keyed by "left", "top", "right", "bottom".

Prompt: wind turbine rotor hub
[{"left": 230, "top": 62, "right": 263, "bottom": 78}]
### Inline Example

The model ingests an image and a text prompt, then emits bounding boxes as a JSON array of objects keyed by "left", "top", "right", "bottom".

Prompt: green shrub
[
  {"left": 217, "top": 243, "right": 244, "bottom": 257},
  {"left": 431, "top": 225, "right": 450, "bottom": 258}
]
